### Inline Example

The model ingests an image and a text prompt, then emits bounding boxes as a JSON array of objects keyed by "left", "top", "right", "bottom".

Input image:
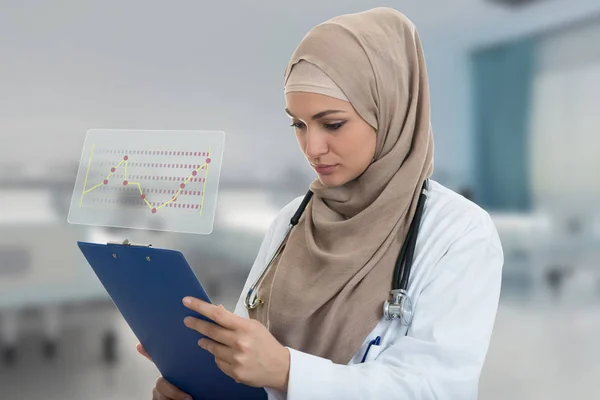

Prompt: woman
[{"left": 141, "top": 7, "right": 503, "bottom": 399}]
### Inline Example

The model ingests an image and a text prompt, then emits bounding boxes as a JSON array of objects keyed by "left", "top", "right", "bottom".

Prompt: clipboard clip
[{"left": 107, "top": 239, "right": 153, "bottom": 248}]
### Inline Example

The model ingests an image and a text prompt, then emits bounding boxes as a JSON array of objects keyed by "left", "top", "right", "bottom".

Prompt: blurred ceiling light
[
  {"left": 486, "top": 0, "right": 549, "bottom": 8},
  {"left": 219, "top": 209, "right": 278, "bottom": 233},
  {"left": 216, "top": 190, "right": 279, "bottom": 233}
]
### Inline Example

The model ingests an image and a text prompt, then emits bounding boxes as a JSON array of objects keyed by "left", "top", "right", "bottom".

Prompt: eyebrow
[{"left": 285, "top": 108, "right": 346, "bottom": 120}]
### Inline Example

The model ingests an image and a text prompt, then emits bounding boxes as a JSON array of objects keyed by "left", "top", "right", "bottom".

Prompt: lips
[{"left": 312, "top": 164, "right": 338, "bottom": 174}]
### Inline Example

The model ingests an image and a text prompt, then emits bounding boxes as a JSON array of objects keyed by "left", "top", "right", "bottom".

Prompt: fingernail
[{"left": 183, "top": 297, "right": 191, "bottom": 305}]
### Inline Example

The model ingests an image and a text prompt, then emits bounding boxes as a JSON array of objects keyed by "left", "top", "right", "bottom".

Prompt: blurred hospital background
[{"left": 1, "top": 0, "right": 599, "bottom": 398}]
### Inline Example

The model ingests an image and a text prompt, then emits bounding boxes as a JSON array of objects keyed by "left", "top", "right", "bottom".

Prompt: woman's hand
[
  {"left": 151, "top": 377, "right": 192, "bottom": 400},
  {"left": 151, "top": 377, "right": 193, "bottom": 400},
  {"left": 136, "top": 343, "right": 151, "bottom": 361},
  {"left": 136, "top": 344, "right": 193, "bottom": 400},
  {"left": 182, "top": 296, "right": 290, "bottom": 392}
]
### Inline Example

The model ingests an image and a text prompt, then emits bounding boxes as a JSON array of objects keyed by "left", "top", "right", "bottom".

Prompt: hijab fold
[{"left": 248, "top": 7, "right": 434, "bottom": 365}]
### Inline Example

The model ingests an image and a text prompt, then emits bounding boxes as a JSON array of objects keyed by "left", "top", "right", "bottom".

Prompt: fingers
[
  {"left": 184, "top": 316, "right": 236, "bottom": 346},
  {"left": 155, "top": 377, "right": 192, "bottom": 400},
  {"left": 183, "top": 297, "right": 241, "bottom": 330},
  {"left": 214, "top": 357, "right": 236, "bottom": 381},
  {"left": 198, "top": 338, "right": 235, "bottom": 363},
  {"left": 136, "top": 343, "right": 152, "bottom": 361},
  {"left": 152, "top": 387, "right": 169, "bottom": 400}
]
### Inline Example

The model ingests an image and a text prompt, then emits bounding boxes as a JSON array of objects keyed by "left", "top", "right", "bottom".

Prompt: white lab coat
[{"left": 234, "top": 180, "right": 503, "bottom": 399}]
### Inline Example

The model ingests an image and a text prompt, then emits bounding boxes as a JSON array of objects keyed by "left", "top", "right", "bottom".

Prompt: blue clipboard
[{"left": 77, "top": 240, "right": 267, "bottom": 400}]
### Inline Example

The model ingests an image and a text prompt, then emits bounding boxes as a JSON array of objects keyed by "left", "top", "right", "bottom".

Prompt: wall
[
  {"left": 2, "top": 0, "right": 600, "bottom": 192},
  {"left": 425, "top": 0, "right": 600, "bottom": 191}
]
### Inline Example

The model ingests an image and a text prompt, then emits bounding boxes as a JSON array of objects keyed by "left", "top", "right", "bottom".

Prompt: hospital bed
[
  {"left": 489, "top": 212, "right": 550, "bottom": 300},
  {"left": 490, "top": 205, "right": 600, "bottom": 302}
]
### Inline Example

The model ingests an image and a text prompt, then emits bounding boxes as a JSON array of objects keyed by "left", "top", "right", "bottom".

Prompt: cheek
[
  {"left": 345, "top": 129, "right": 376, "bottom": 165},
  {"left": 294, "top": 133, "right": 306, "bottom": 153}
]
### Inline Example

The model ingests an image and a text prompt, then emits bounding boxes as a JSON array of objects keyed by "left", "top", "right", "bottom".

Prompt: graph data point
[
  {"left": 124, "top": 156, "right": 129, "bottom": 161},
  {"left": 180, "top": 183, "right": 185, "bottom": 189},
  {"left": 123, "top": 180, "right": 128, "bottom": 186},
  {"left": 111, "top": 167, "right": 116, "bottom": 173},
  {"left": 192, "top": 170, "right": 198, "bottom": 176},
  {"left": 103, "top": 180, "right": 108, "bottom": 185},
  {"left": 206, "top": 158, "right": 211, "bottom": 164},
  {"left": 141, "top": 194, "right": 146, "bottom": 200},
  {"left": 151, "top": 208, "right": 157, "bottom": 214}
]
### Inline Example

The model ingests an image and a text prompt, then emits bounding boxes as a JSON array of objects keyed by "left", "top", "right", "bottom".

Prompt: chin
[{"left": 317, "top": 173, "right": 349, "bottom": 188}]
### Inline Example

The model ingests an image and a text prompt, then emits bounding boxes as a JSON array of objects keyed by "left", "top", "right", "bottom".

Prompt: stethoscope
[{"left": 245, "top": 180, "right": 429, "bottom": 327}]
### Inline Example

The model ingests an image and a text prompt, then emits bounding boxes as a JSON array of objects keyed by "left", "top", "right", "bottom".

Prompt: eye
[
  {"left": 323, "top": 121, "right": 346, "bottom": 131},
  {"left": 290, "top": 121, "right": 305, "bottom": 130}
]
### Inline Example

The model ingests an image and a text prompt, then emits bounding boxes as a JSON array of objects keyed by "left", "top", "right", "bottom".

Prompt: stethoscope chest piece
[
  {"left": 245, "top": 288, "right": 263, "bottom": 310},
  {"left": 383, "top": 289, "right": 413, "bottom": 325}
]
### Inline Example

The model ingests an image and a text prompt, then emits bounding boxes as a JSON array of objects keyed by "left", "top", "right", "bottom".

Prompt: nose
[{"left": 304, "top": 128, "right": 328, "bottom": 159}]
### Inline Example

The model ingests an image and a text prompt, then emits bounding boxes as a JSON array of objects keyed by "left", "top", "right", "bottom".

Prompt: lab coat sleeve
[{"left": 285, "top": 213, "right": 504, "bottom": 400}]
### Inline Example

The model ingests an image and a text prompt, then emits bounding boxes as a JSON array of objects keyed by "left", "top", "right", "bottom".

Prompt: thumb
[{"left": 136, "top": 343, "right": 152, "bottom": 361}]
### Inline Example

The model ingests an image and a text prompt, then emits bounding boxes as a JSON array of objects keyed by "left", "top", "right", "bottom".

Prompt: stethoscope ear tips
[{"left": 383, "top": 289, "right": 413, "bottom": 326}]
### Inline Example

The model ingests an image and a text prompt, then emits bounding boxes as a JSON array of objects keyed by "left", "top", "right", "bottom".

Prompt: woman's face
[{"left": 285, "top": 92, "right": 377, "bottom": 188}]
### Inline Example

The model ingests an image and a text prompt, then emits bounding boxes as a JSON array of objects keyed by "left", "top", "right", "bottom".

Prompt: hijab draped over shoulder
[{"left": 248, "top": 7, "right": 434, "bottom": 365}]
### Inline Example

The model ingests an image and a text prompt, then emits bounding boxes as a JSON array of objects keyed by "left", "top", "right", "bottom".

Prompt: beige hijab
[{"left": 248, "top": 7, "right": 434, "bottom": 365}]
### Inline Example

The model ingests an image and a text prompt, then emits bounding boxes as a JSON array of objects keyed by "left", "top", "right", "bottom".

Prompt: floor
[
  {"left": 1, "top": 295, "right": 598, "bottom": 399},
  {"left": 481, "top": 302, "right": 600, "bottom": 400},
  {"left": 0, "top": 304, "right": 166, "bottom": 400}
]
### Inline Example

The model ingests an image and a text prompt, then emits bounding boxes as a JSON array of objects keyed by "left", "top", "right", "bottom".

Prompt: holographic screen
[{"left": 67, "top": 129, "right": 225, "bottom": 234}]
